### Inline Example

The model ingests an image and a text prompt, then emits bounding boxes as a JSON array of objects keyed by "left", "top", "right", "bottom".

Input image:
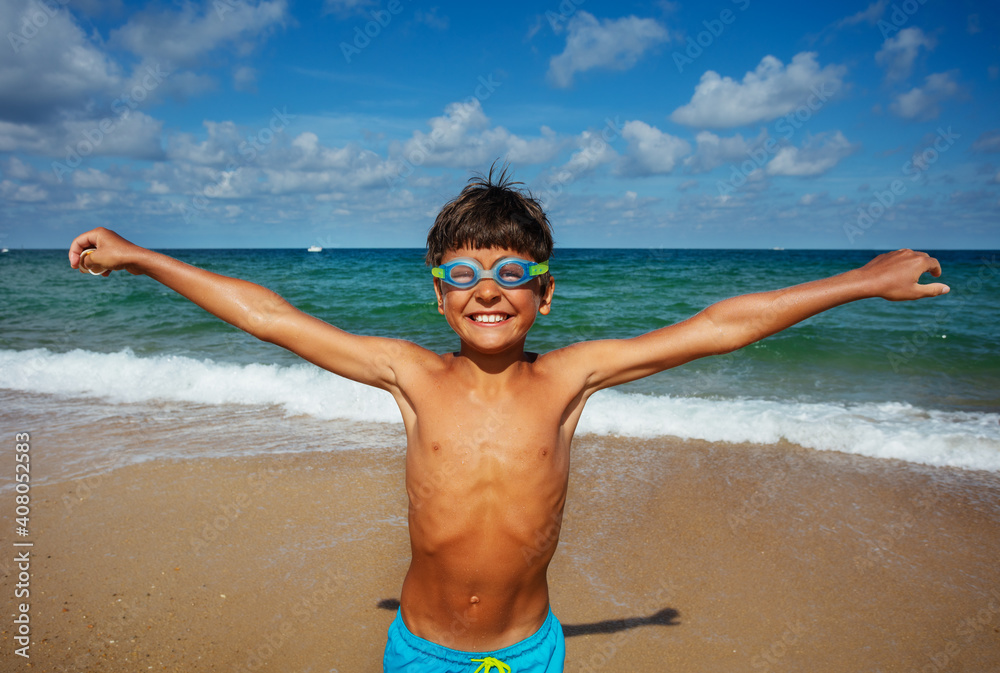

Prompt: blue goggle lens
[{"left": 432, "top": 258, "right": 548, "bottom": 288}]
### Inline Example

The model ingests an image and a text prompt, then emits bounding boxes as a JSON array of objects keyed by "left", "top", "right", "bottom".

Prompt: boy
[{"left": 69, "top": 168, "right": 948, "bottom": 672}]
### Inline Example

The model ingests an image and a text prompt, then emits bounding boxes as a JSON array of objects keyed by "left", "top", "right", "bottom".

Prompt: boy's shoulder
[{"left": 524, "top": 343, "right": 600, "bottom": 386}]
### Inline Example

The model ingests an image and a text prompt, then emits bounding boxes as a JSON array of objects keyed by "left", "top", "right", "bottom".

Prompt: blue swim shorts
[{"left": 383, "top": 607, "right": 565, "bottom": 672}]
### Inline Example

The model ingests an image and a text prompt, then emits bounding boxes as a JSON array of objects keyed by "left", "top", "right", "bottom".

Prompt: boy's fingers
[
  {"left": 69, "top": 234, "right": 99, "bottom": 268},
  {"left": 923, "top": 255, "right": 942, "bottom": 278},
  {"left": 69, "top": 227, "right": 115, "bottom": 268},
  {"left": 920, "top": 282, "right": 950, "bottom": 297},
  {"left": 78, "top": 248, "right": 110, "bottom": 276}
]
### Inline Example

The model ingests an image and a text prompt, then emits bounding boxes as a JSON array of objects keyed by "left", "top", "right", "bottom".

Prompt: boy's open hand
[
  {"left": 69, "top": 227, "right": 145, "bottom": 276},
  {"left": 858, "top": 249, "right": 949, "bottom": 301}
]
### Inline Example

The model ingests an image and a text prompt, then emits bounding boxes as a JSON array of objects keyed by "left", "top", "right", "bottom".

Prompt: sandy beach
[{"left": 3, "top": 429, "right": 1000, "bottom": 673}]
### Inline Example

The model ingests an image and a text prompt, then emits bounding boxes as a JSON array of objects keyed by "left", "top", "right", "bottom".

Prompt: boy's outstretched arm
[
  {"left": 68, "top": 227, "right": 414, "bottom": 392},
  {"left": 572, "top": 249, "right": 949, "bottom": 393}
]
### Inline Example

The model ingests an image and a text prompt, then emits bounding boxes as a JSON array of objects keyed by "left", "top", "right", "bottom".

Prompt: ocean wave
[
  {"left": 2, "top": 348, "right": 998, "bottom": 472},
  {"left": 579, "top": 391, "right": 1000, "bottom": 472},
  {"left": 0, "top": 348, "right": 398, "bottom": 423}
]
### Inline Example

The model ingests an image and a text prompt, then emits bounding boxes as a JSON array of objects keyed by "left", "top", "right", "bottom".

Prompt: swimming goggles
[{"left": 432, "top": 257, "right": 549, "bottom": 289}]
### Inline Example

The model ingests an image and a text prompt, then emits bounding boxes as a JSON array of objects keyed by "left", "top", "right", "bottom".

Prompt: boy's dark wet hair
[{"left": 426, "top": 163, "right": 554, "bottom": 291}]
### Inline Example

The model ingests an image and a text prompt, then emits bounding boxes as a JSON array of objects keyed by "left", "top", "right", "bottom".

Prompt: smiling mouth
[{"left": 468, "top": 313, "right": 511, "bottom": 324}]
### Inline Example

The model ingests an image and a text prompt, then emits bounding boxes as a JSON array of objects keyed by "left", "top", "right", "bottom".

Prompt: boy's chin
[{"left": 459, "top": 332, "right": 529, "bottom": 356}]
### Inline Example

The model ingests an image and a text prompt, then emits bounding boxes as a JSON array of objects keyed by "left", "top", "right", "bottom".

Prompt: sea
[{"left": 2, "top": 247, "right": 999, "bottom": 488}]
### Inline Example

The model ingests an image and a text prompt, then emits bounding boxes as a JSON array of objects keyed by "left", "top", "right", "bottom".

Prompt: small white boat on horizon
[
  {"left": 307, "top": 245, "right": 322, "bottom": 252},
  {"left": 1, "top": 248, "right": 7, "bottom": 253}
]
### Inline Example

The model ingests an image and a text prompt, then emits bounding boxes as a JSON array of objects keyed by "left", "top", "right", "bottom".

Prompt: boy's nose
[{"left": 474, "top": 278, "right": 501, "bottom": 300}]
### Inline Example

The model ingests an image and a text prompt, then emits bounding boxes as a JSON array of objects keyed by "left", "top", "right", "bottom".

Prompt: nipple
[{"left": 470, "top": 595, "right": 480, "bottom": 604}]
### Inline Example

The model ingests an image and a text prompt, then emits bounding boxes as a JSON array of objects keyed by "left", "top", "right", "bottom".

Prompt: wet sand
[{"left": 3, "top": 434, "right": 1000, "bottom": 672}]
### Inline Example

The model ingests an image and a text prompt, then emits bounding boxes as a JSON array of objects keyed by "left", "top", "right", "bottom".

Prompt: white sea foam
[
  {"left": 579, "top": 390, "right": 1000, "bottom": 472},
  {"left": 0, "top": 348, "right": 399, "bottom": 423},
  {"left": 3, "top": 348, "right": 999, "bottom": 472}
]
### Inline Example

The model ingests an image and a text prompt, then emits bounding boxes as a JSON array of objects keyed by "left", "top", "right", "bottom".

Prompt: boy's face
[{"left": 433, "top": 245, "right": 554, "bottom": 356}]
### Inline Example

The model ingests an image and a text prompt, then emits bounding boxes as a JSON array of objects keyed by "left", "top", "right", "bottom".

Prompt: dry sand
[{"left": 3, "top": 434, "right": 1000, "bottom": 672}]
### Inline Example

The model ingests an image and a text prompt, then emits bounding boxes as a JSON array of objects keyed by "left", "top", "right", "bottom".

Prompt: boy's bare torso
[{"left": 391, "top": 348, "right": 587, "bottom": 652}]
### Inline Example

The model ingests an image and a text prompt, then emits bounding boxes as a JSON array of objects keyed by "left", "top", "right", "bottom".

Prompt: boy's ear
[
  {"left": 538, "top": 276, "right": 555, "bottom": 315},
  {"left": 433, "top": 278, "right": 445, "bottom": 315}
]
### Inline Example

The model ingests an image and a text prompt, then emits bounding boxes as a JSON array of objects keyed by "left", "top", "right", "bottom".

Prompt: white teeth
[{"left": 472, "top": 314, "right": 507, "bottom": 323}]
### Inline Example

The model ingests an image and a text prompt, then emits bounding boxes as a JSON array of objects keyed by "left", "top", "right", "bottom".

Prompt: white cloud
[
  {"left": 810, "top": 1, "right": 886, "bottom": 52},
  {"left": 3, "top": 156, "right": 34, "bottom": 180},
  {"left": 271, "top": 134, "right": 404, "bottom": 191},
  {"left": 167, "top": 121, "right": 245, "bottom": 166},
  {"left": 836, "top": 0, "right": 888, "bottom": 28},
  {"left": 875, "top": 27, "right": 936, "bottom": 82},
  {"left": 415, "top": 8, "right": 449, "bottom": 31},
  {"left": 798, "top": 192, "right": 827, "bottom": 206},
  {"left": 972, "top": 130, "right": 1000, "bottom": 153},
  {"left": 322, "top": 0, "right": 376, "bottom": 17},
  {"left": 260, "top": 153, "right": 400, "bottom": 194},
  {"left": 154, "top": 134, "right": 400, "bottom": 199},
  {"left": 670, "top": 52, "right": 846, "bottom": 128},
  {"left": 155, "top": 101, "right": 562, "bottom": 202},
  {"left": 0, "top": 180, "right": 47, "bottom": 202},
  {"left": 766, "top": 131, "right": 857, "bottom": 177},
  {"left": 0, "top": 0, "right": 231, "bottom": 131},
  {"left": 505, "top": 127, "right": 561, "bottom": 164},
  {"left": 159, "top": 70, "right": 217, "bottom": 100},
  {"left": 61, "top": 111, "right": 166, "bottom": 161},
  {"left": 0, "top": 109, "right": 164, "bottom": 163},
  {"left": 618, "top": 121, "right": 690, "bottom": 175},
  {"left": 397, "top": 99, "right": 560, "bottom": 168},
  {"left": 288, "top": 132, "right": 361, "bottom": 171},
  {"left": 233, "top": 66, "right": 257, "bottom": 92},
  {"left": 111, "top": 1, "right": 289, "bottom": 67},
  {"left": 559, "top": 129, "right": 619, "bottom": 177},
  {"left": 890, "top": 72, "right": 960, "bottom": 120},
  {"left": 684, "top": 130, "right": 767, "bottom": 173},
  {"left": 399, "top": 100, "right": 489, "bottom": 166},
  {"left": 547, "top": 12, "right": 669, "bottom": 88},
  {"left": 535, "top": 125, "right": 621, "bottom": 202},
  {"left": 0, "top": 0, "right": 254, "bottom": 170},
  {"left": 0, "top": 121, "right": 45, "bottom": 154},
  {"left": 601, "top": 190, "right": 659, "bottom": 220},
  {"left": 71, "top": 168, "right": 126, "bottom": 191},
  {"left": 71, "top": 0, "right": 126, "bottom": 15},
  {"left": 0, "top": 0, "right": 122, "bottom": 124}
]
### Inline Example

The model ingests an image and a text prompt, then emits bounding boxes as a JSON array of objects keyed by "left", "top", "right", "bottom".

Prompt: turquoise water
[{"left": 2, "top": 248, "right": 999, "bottom": 472}]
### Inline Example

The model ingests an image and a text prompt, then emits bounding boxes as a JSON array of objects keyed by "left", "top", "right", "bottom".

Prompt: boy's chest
[{"left": 407, "top": 383, "right": 570, "bottom": 473}]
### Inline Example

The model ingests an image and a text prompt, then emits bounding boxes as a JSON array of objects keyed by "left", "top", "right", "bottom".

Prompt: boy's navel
[{"left": 469, "top": 595, "right": 480, "bottom": 604}]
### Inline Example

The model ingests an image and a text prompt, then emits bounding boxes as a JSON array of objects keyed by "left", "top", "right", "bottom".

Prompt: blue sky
[{"left": 1, "top": 0, "right": 998, "bottom": 250}]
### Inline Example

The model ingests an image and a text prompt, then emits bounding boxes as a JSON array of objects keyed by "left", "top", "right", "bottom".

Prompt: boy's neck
[{"left": 456, "top": 339, "right": 535, "bottom": 377}]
